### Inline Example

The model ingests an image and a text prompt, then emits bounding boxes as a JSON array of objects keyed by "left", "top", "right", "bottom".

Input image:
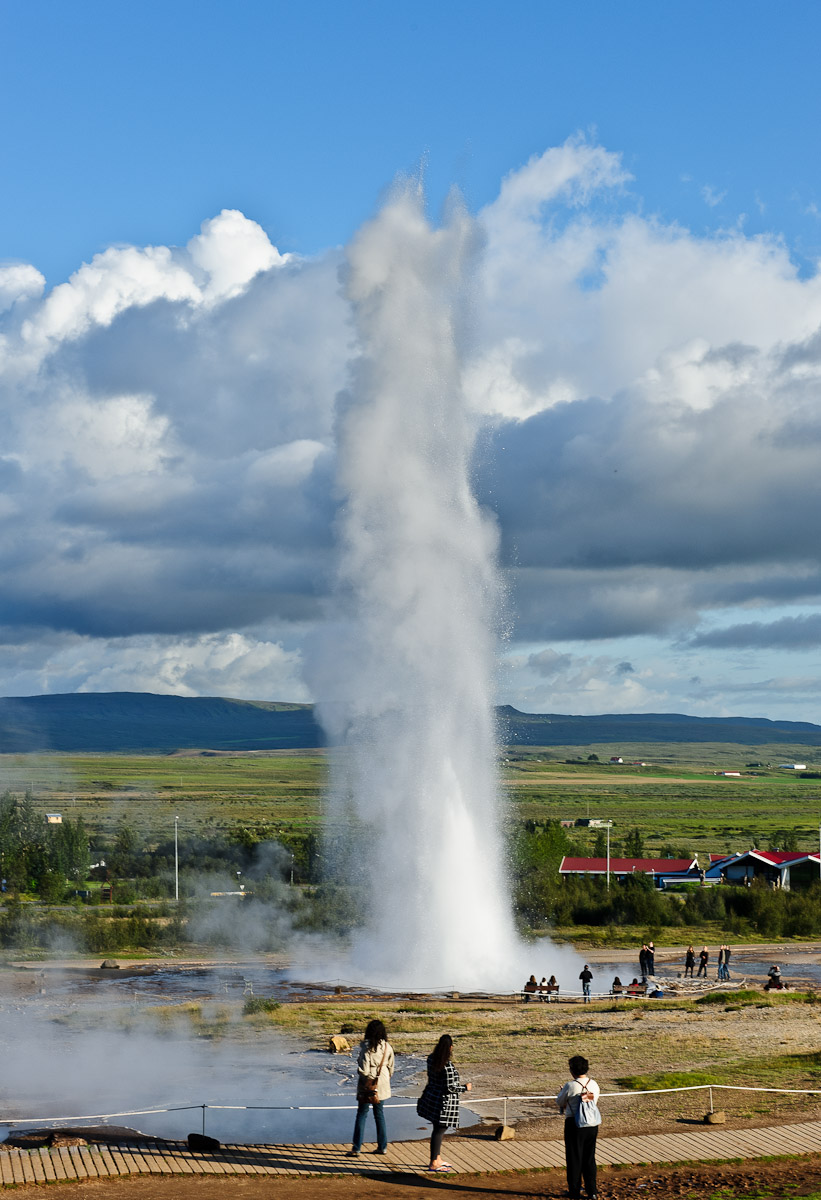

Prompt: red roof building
[{"left": 559, "top": 856, "right": 698, "bottom": 887}]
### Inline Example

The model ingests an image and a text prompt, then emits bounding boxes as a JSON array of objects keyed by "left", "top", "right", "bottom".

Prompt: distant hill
[
  {"left": 497, "top": 706, "right": 821, "bottom": 748},
  {"left": 0, "top": 692, "right": 820, "bottom": 753},
  {"left": 0, "top": 693, "right": 322, "bottom": 753}
]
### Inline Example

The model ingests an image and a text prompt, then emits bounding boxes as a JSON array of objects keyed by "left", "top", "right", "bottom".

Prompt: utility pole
[
  {"left": 174, "top": 815, "right": 179, "bottom": 902},
  {"left": 606, "top": 820, "right": 613, "bottom": 891}
]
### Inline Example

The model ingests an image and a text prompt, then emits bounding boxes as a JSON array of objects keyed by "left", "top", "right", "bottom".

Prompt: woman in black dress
[{"left": 416, "top": 1034, "right": 472, "bottom": 1172}]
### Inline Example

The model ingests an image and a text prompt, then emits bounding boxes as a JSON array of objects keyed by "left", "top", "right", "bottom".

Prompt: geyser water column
[{"left": 315, "top": 184, "right": 520, "bottom": 990}]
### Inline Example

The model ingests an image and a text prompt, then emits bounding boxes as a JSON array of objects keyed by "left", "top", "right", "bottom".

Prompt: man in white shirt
[{"left": 556, "top": 1054, "right": 600, "bottom": 1199}]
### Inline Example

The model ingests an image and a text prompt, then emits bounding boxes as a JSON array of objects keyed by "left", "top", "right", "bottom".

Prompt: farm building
[{"left": 559, "top": 856, "right": 699, "bottom": 888}]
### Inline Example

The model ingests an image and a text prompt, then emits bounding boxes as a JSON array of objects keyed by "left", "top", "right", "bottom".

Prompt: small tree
[{"left": 623, "top": 827, "right": 645, "bottom": 858}]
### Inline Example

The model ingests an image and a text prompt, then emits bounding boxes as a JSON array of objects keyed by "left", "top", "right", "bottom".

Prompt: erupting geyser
[{"left": 314, "top": 184, "right": 523, "bottom": 989}]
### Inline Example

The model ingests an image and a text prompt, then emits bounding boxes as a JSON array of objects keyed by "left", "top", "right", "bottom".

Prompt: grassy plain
[
  {"left": 4, "top": 750, "right": 328, "bottom": 841},
  {"left": 8, "top": 741, "right": 821, "bottom": 858}
]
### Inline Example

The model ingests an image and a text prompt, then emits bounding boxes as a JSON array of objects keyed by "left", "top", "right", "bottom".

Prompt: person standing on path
[
  {"left": 697, "top": 946, "right": 709, "bottom": 977},
  {"left": 638, "top": 943, "right": 648, "bottom": 977},
  {"left": 347, "top": 1019, "right": 395, "bottom": 1157},
  {"left": 416, "top": 1033, "right": 472, "bottom": 1172},
  {"left": 557, "top": 1054, "right": 600, "bottom": 1200},
  {"left": 723, "top": 944, "right": 732, "bottom": 979},
  {"left": 646, "top": 941, "right": 655, "bottom": 976},
  {"left": 579, "top": 964, "right": 593, "bottom": 1002},
  {"left": 684, "top": 945, "right": 696, "bottom": 977},
  {"left": 717, "top": 945, "right": 726, "bottom": 980}
]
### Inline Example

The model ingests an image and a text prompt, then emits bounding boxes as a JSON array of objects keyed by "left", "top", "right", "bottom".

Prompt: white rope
[
  {"left": 0, "top": 1105, "right": 202, "bottom": 1125},
  {"left": 3, "top": 1082, "right": 821, "bottom": 1127}
]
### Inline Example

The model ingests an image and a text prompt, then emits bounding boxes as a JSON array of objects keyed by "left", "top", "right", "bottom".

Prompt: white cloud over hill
[{"left": 3, "top": 143, "right": 821, "bottom": 717}]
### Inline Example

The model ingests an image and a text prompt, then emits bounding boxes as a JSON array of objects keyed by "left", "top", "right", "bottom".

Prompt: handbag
[
  {"left": 416, "top": 1081, "right": 437, "bottom": 1121},
  {"left": 357, "top": 1042, "right": 389, "bottom": 1107}
]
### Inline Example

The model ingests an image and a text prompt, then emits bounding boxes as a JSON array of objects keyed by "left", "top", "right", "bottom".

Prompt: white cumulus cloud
[{"left": 1, "top": 136, "right": 821, "bottom": 718}]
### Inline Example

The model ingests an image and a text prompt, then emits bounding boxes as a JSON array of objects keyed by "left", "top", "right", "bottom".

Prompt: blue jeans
[
  {"left": 583, "top": 983, "right": 591, "bottom": 1003},
  {"left": 352, "top": 1099, "right": 387, "bottom": 1152}
]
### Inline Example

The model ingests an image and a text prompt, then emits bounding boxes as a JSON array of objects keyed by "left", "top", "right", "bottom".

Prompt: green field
[{"left": 5, "top": 741, "right": 821, "bottom": 857}]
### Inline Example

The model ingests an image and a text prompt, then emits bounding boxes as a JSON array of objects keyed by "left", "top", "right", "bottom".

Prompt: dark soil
[{"left": 7, "top": 1155, "right": 821, "bottom": 1199}]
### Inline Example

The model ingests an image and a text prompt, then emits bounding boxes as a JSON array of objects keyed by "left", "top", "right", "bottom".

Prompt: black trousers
[
  {"left": 564, "top": 1118, "right": 597, "bottom": 1197},
  {"left": 429, "top": 1123, "right": 448, "bottom": 1162}
]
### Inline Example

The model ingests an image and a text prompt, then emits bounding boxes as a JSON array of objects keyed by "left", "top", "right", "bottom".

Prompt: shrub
[{"left": 243, "top": 997, "right": 281, "bottom": 1015}]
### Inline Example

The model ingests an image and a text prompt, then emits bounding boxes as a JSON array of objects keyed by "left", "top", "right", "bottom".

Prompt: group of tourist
[
  {"left": 638, "top": 941, "right": 655, "bottom": 975},
  {"left": 522, "top": 973, "right": 559, "bottom": 1000},
  {"left": 612, "top": 974, "right": 665, "bottom": 998},
  {"left": 348, "top": 1020, "right": 600, "bottom": 1196},
  {"left": 346, "top": 1020, "right": 471, "bottom": 1172},
  {"left": 683, "top": 943, "right": 732, "bottom": 978}
]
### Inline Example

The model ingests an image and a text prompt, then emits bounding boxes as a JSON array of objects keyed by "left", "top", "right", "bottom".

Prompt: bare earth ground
[{"left": 7, "top": 1157, "right": 821, "bottom": 1199}]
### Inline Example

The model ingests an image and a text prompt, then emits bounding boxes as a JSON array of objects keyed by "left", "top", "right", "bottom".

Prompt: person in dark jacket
[
  {"left": 684, "top": 945, "right": 696, "bottom": 977},
  {"left": 638, "top": 943, "right": 648, "bottom": 976},
  {"left": 522, "top": 974, "right": 538, "bottom": 1001},
  {"left": 416, "top": 1034, "right": 471, "bottom": 1172},
  {"left": 697, "top": 946, "right": 709, "bottom": 977},
  {"left": 645, "top": 941, "right": 655, "bottom": 976},
  {"left": 579, "top": 965, "right": 593, "bottom": 1002},
  {"left": 765, "top": 964, "right": 784, "bottom": 990}
]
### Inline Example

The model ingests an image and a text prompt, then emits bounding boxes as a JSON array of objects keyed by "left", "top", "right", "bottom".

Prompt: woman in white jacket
[{"left": 347, "top": 1019, "right": 395, "bottom": 1157}]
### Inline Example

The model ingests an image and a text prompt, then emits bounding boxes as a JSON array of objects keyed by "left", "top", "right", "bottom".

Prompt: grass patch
[
  {"left": 758, "top": 1049, "right": 821, "bottom": 1080},
  {"left": 697, "top": 989, "right": 763, "bottom": 1005},
  {"left": 615, "top": 1069, "right": 722, "bottom": 1090}
]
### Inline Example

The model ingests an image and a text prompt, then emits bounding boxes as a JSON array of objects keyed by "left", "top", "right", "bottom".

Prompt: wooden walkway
[{"left": 3, "top": 1119, "right": 821, "bottom": 1185}]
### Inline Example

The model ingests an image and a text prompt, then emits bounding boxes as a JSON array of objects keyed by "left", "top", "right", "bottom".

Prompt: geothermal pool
[{"left": 0, "top": 964, "right": 482, "bottom": 1145}]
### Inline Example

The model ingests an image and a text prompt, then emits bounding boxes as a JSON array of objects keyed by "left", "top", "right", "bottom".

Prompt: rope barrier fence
[{"left": 3, "top": 1082, "right": 821, "bottom": 1136}]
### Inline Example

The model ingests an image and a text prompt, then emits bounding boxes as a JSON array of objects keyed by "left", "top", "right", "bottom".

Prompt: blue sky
[
  {"left": 2, "top": 0, "right": 821, "bottom": 720},
  {"left": 5, "top": 1, "right": 821, "bottom": 280}
]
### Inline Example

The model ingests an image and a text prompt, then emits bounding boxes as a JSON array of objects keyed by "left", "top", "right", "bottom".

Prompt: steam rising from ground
[
  {"left": 312, "top": 186, "right": 536, "bottom": 989},
  {"left": 0, "top": 978, "right": 429, "bottom": 1144}
]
